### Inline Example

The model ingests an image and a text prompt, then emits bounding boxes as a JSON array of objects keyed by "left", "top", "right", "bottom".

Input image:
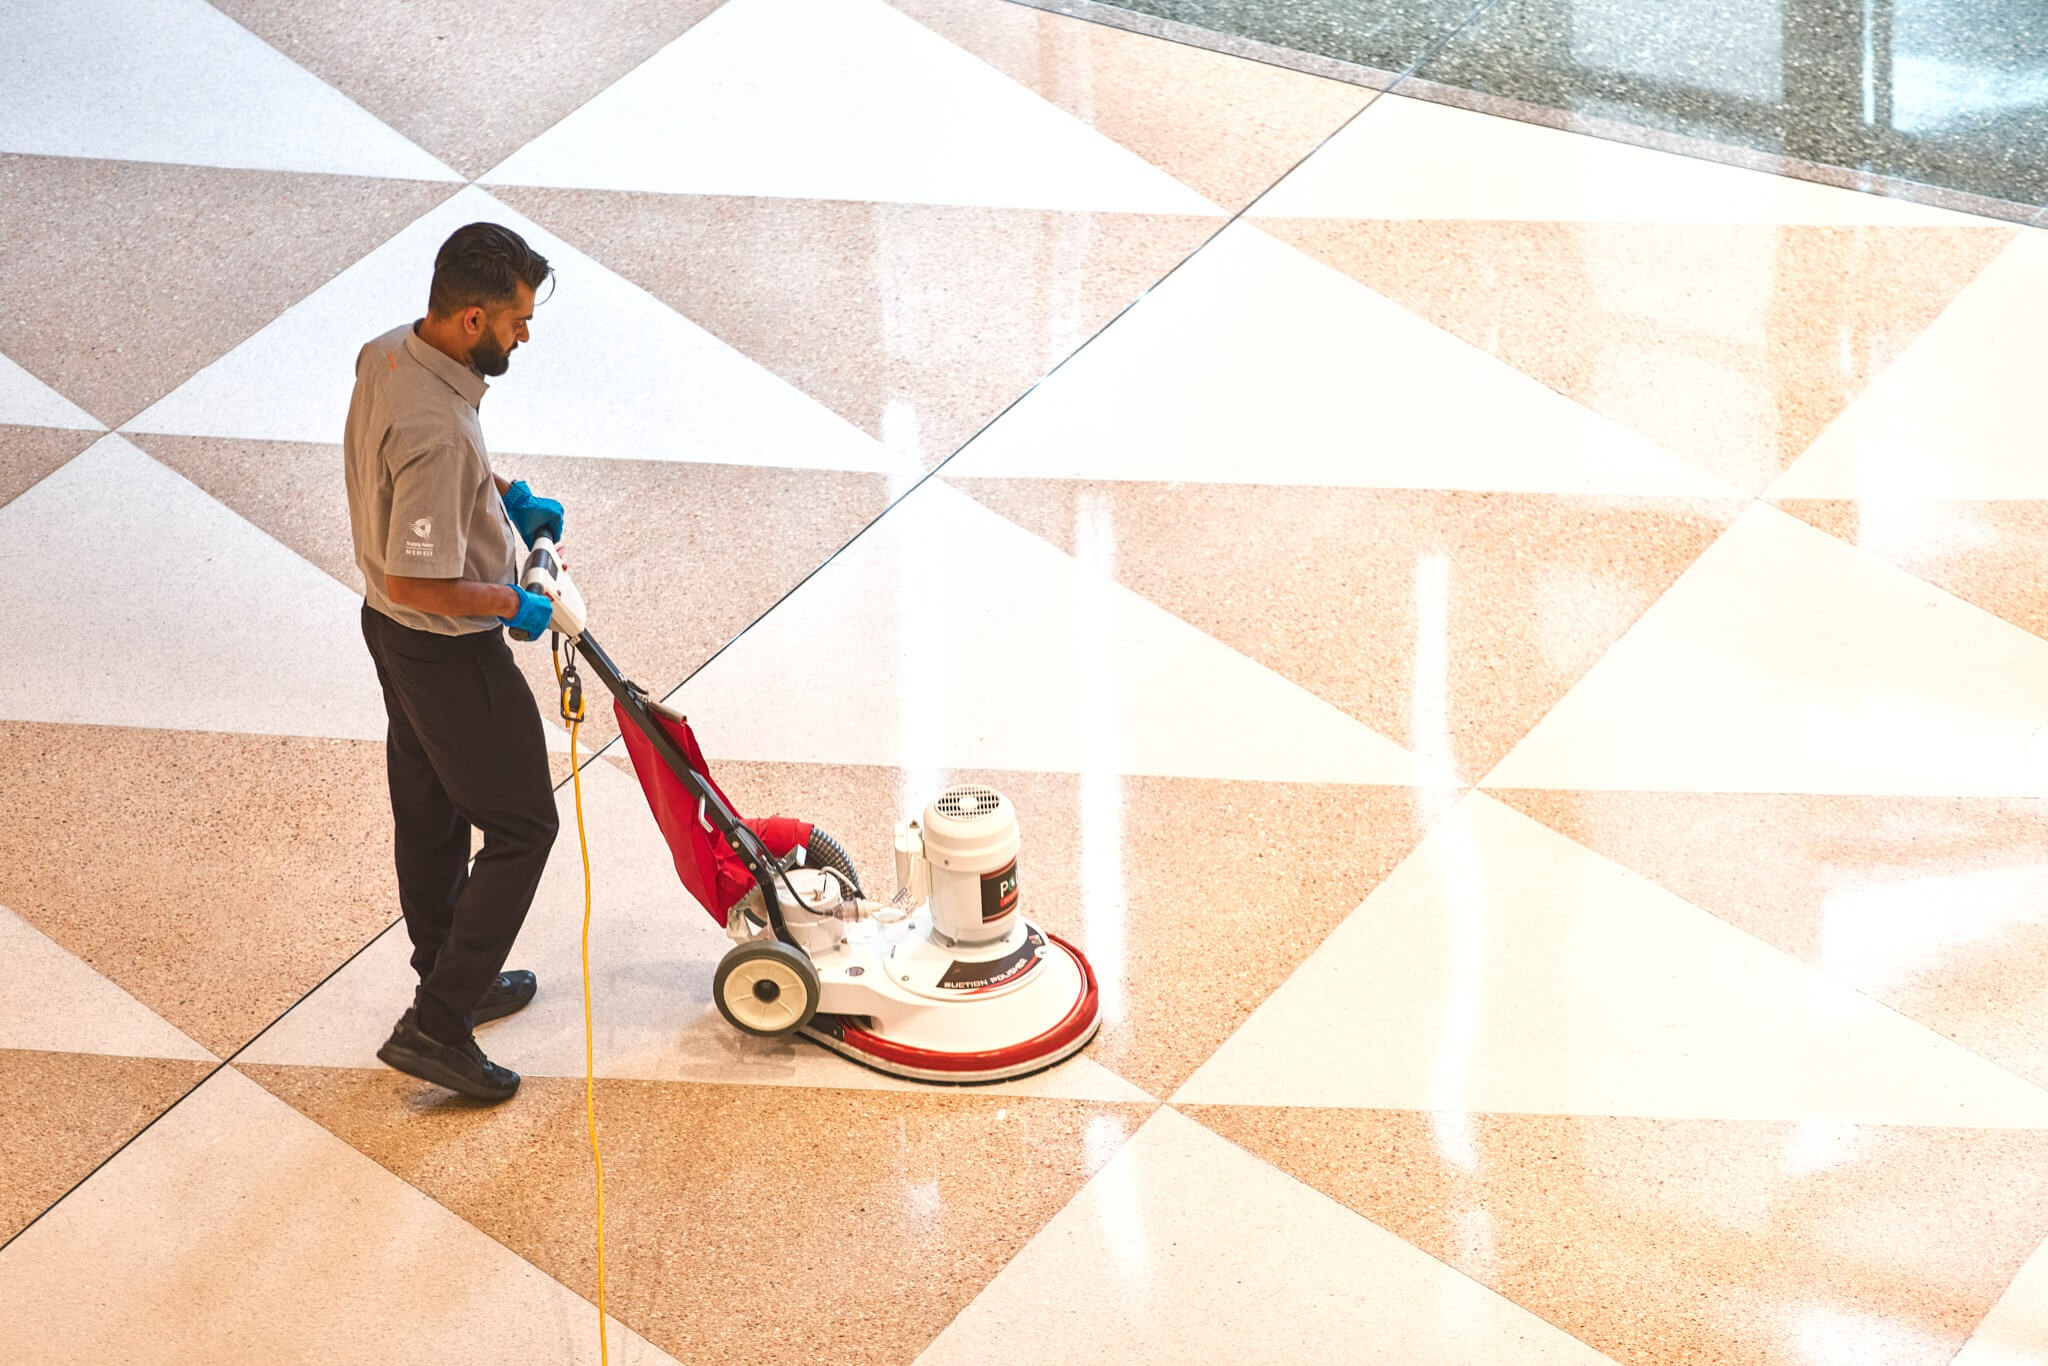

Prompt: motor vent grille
[{"left": 934, "top": 785, "right": 1003, "bottom": 821}]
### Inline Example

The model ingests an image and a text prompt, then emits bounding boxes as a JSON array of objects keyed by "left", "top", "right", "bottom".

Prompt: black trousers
[{"left": 361, "top": 605, "right": 558, "bottom": 1043}]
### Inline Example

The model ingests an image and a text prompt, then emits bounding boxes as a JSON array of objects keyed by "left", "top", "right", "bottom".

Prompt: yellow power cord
[{"left": 559, "top": 643, "right": 610, "bottom": 1365}]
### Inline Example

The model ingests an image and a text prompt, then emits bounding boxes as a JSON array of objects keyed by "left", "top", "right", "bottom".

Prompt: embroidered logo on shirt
[
  {"left": 412, "top": 517, "right": 433, "bottom": 538},
  {"left": 405, "top": 515, "right": 436, "bottom": 559}
]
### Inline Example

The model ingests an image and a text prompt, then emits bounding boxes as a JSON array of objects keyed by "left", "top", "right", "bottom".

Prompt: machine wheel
[
  {"left": 713, "top": 939, "right": 821, "bottom": 1037},
  {"left": 803, "top": 827, "right": 864, "bottom": 900}
]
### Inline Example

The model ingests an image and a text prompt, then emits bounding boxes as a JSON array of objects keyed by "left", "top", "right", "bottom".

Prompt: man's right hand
[{"left": 499, "top": 585, "right": 555, "bottom": 641}]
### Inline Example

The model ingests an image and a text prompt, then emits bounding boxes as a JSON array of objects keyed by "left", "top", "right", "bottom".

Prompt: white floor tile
[
  {"left": 0, "top": 0, "right": 454, "bottom": 179},
  {"left": 0, "top": 351, "right": 100, "bottom": 431},
  {"left": 663, "top": 480, "right": 1419, "bottom": 782},
  {"left": 917, "top": 1108, "right": 1622, "bottom": 1366},
  {"left": 1176, "top": 793, "right": 2048, "bottom": 1125},
  {"left": 0, "top": 437, "right": 389, "bottom": 741},
  {"left": 1485, "top": 503, "right": 2048, "bottom": 796},
  {"left": 1773, "top": 231, "right": 2048, "bottom": 499},
  {"left": 0, "top": 1068, "right": 672, "bottom": 1365},
  {"left": 483, "top": 0, "right": 1217, "bottom": 213},
  {"left": 125, "top": 187, "right": 904, "bottom": 475},
  {"left": 1955, "top": 1232, "right": 2048, "bottom": 1366},
  {"left": 944, "top": 223, "right": 1736, "bottom": 494},
  {"left": 1252, "top": 93, "right": 2000, "bottom": 227},
  {"left": 239, "top": 757, "right": 1151, "bottom": 1102},
  {"left": 0, "top": 905, "right": 213, "bottom": 1061}
]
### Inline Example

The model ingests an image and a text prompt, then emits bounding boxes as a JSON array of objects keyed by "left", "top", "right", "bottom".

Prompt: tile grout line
[
  {"left": 0, "top": 10, "right": 1455, "bottom": 1256},
  {"left": 1160, "top": 1101, "right": 1631, "bottom": 1365},
  {"left": 1005, "top": 0, "right": 2038, "bottom": 225},
  {"left": 0, "top": 905, "right": 410, "bottom": 1257},
  {"left": 639, "top": 0, "right": 1511, "bottom": 719},
  {"left": 0, "top": 0, "right": 1611, "bottom": 1268},
  {"left": 1005, "top": 0, "right": 2048, "bottom": 1140}
]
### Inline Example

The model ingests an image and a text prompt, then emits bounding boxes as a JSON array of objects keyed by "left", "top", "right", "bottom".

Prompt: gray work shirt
[{"left": 343, "top": 323, "right": 518, "bottom": 635}]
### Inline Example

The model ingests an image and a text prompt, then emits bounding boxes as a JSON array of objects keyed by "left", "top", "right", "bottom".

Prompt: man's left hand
[{"left": 502, "top": 479, "right": 564, "bottom": 544}]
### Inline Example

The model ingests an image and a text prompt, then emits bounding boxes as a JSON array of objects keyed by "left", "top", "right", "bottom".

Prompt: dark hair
[{"left": 427, "top": 222, "right": 552, "bottom": 318}]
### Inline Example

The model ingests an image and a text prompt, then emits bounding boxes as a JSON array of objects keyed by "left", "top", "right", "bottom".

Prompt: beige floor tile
[
  {"left": 132, "top": 434, "right": 361, "bottom": 588},
  {"left": 1496, "top": 788, "right": 2048, "bottom": 1091},
  {"left": 496, "top": 188, "right": 1221, "bottom": 466},
  {"left": 211, "top": 0, "right": 730, "bottom": 180},
  {"left": 696, "top": 761, "right": 1431, "bottom": 1097},
  {"left": 0, "top": 425, "right": 98, "bottom": 511},
  {"left": 1189, "top": 1105, "right": 2048, "bottom": 1366},
  {"left": 1781, "top": 498, "right": 2048, "bottom": 642},
  {"left": 0, "top": 1049, "right": 211, "bottom": 1242},
  {"left": 0, "top": 1067, "right": 675, "bottom": 1363},
  {"left": 246, "top": 1063, "right": 1152, "bottom": 1365},
  {"left": 0, "top": 723, "right": 398, "bottom": 1057},
  {"left": 922, "top": 1108, "right": 1624, "bottom": 1365},
  {"left": 0, "top": 904, "right": 213, "bottom": 1062},
  {"left": 952, "top": 479, "right": 1738, "bottom": 783},
  {"left": 494, "top": 454, "right": 897, "bottom": 756},
  {"left": 889, "top": 0, "right": 1372, "bottom": 211},
  {"left": 1263, "top": 220, "right": 2011, "bottom": 494},
  {"left": 133, "top": 435, "right": 898, "bottom": 758},
  {"left": 0, "top": 155, "right": 453, "bottom": 428}
]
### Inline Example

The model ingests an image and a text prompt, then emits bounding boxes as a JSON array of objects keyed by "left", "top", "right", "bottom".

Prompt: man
[{"left": 344, "top": 221, "right": 566, "bottom": 1103}]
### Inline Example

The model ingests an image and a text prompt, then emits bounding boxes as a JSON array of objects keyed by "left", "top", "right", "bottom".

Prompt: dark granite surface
[
  {"left": 1063, "top": 0, "right": 1489, "bottom": 77},
  {"left": 1043, "top": 0, "right": 2048, "bottom": 213},
  {"left": 1418, "top": 0, "right": 2048, "bottom": 210}
]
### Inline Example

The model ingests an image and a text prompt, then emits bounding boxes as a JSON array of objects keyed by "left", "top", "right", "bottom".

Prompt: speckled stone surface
[
  {"left": 490, "top": 455, "right": 897, "bottom": 757},
  {"left": 890, "top": 0, "right": 1373, "bottom": 210},
  {"left": 0, "top": 723, "right": 399, "bottom": 1057},
  {"left": 131, "top": 434, "right": 361, "bottom": 589},
  {"left": 1779, "top": 498, "right": 2048, "bottom": 642},
  {"left": 1494, "top": 788, "right": 2048, "bottom": 1091},
  {"left": 210, "top": 0, "right": 729, "bottom": 180},
  {"left": 697, "top": 760, "right": 1432, "bottom": 1097},
  {"left": 1261, "top": 220, "right": 2012, "bottom": 494},
  {"left": 1189, "top": 1105, "right": 2048, "bottom": 1366},
  {"left": 1066, "top": 0, "right": 1484, "bottom": 78},
  {"left": 0, "top": 157, "right": 453, "bottom": 429},
  {"left": 950, "top": 478, "right": 1740, "bottom": 783},
  {"left": 1014, "top": 0, "right": 1400, "bottom": 85},
  {"left": 1412, "top": 0, "right": 2048, "bottom": 209},
  {"left": 0, "top": 425, "right": 98, "bottom": 512},
  {"left": 495, "top": 188, "right": 1222, "bottom": 467},
  {"left": 128, "top": 437, "right": 896, "bottom": 759},
  {"left": 0, "top": 1068, "right": 682, "bottom": 1363},
  {"left": 0, "top": 1049, "right": 212, "bottom": 1241},
  {"left": 245, "top": 1064, "right": 1153, "bottom": 1366},
  {"left": 1397, "top": 76, "right": 2048, "bottom": 226}
]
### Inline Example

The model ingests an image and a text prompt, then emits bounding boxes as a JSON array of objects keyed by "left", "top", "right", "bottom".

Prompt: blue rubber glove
[
  {"left": 499, "top": 585, "right": 554, "bottom": 641},
  {"left": 501, "top": 479, "right": 564, "bottom": 544}
]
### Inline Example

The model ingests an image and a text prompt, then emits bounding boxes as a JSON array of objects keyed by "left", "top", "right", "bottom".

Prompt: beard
[{"left": 470, "top": 332, "right": 514, "bottom": 377}]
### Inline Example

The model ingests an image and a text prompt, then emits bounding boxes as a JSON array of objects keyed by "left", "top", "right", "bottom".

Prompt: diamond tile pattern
[{"left": 4, "top": 2, "right": 2048, "bottom": 1363}]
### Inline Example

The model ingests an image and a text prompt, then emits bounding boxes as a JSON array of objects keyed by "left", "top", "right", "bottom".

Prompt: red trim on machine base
[{"left": 806, "top": 934, "right": 1101, "bottom": 1084}]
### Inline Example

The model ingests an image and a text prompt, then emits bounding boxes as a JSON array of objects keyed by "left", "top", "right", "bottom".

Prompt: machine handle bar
[{"left": 568, "top": 630, "right": 794, "bottom": 945}]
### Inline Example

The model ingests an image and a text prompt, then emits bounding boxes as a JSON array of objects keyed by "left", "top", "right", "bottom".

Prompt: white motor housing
[{"left": 906, "top": 785, "right": 1020, "bottom": 947}]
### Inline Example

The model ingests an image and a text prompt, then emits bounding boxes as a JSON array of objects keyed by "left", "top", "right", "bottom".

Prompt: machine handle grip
[
  {"left": 520, "top": 536, "right": 561, "bottom": 588},
  {"left": 515, "top": 535, "right": 588, "bottom": 640}
]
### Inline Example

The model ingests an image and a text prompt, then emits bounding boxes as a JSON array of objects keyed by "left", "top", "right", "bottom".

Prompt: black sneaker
[
  {"left": 473, "top": 970, "right": 538, "bottom": 1026},
  {"left": 376, "top": 1009, "right": 520, "bottom": 1103}
]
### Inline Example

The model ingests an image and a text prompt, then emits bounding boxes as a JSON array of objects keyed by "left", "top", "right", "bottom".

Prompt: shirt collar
[{"left": 405, "top": 324, "right": 489, "bottom": 409}]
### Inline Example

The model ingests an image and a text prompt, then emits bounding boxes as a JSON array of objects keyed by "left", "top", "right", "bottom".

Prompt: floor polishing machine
[{"left": 516, "top": 537, "right": 1101, "bottom": 1083}]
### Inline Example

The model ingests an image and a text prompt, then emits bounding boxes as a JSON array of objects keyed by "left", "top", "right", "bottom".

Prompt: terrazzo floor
[{"left": 4, "top": 0, "right": 2048, "bottom": 1362}]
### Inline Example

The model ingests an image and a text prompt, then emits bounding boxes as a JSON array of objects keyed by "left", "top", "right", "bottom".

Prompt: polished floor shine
[{"left": 3, "top": 1, "right": 2047, "bottom": 1362}]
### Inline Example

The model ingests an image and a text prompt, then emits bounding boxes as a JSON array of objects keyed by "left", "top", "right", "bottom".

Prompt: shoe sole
[
  {"left": 473, "top": 977, "right": 538, "bottom": 1027},
  {"left": 472, "top": 990, "right": 536, "bottom": 1027},
  {"left": 377, "top": 1041, "right": 520, "bottom": 1103}
]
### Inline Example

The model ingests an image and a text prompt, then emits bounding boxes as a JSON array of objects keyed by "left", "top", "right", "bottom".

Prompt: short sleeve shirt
[{"left": 343, "top": 323, "right": 519, "bottom": 635}]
